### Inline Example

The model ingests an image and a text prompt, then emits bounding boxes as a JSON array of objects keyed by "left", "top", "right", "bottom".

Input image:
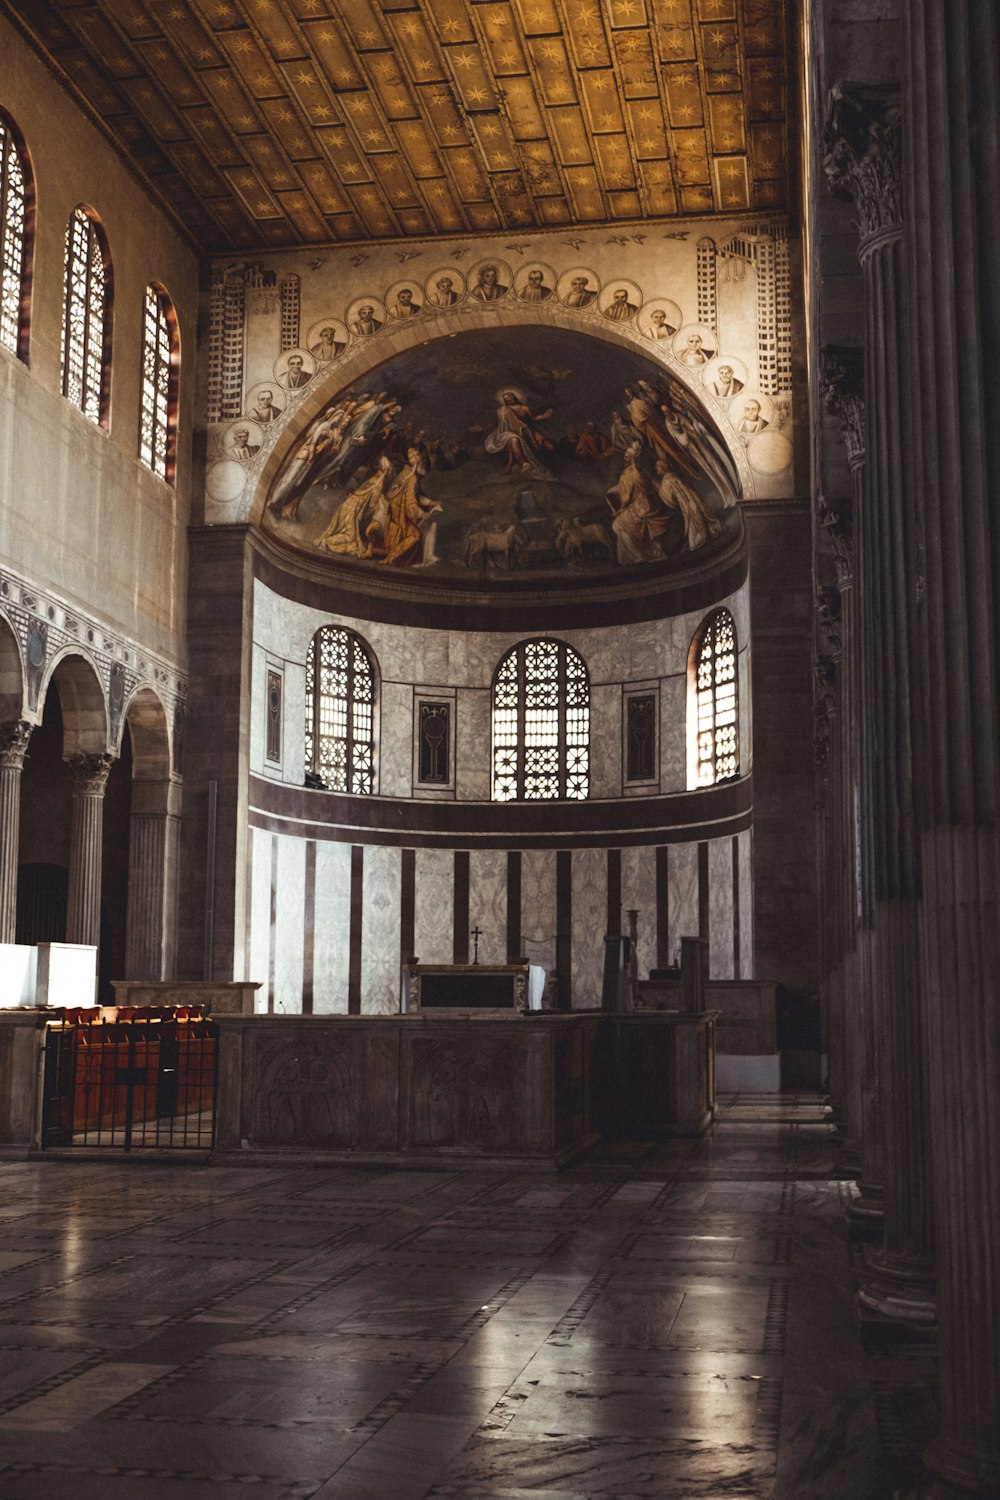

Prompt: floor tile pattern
[{"left": 0, "top": 1094, "right": 938, "bottom": 1498}]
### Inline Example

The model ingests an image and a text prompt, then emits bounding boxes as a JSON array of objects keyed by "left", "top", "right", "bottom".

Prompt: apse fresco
[{"left": 262, "top": 327, "right": 741, "bottom": 581}]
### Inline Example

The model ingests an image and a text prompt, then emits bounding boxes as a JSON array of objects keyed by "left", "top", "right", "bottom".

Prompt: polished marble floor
[{"left": 0, "top": 1094, "right": 938, "bottom": 1498}]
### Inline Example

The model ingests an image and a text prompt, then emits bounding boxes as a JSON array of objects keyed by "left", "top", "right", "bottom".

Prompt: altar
[{"left": 402, "top": 962, "right": 546, "bottom": 1013}]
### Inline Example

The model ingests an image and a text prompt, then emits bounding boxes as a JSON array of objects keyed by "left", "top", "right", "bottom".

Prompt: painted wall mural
[
  {"left": 203, "top": 215, "right": 798, "bottom": 526},
  {"left": 260, "top": 327, "right": 740, "bottom": 581}
]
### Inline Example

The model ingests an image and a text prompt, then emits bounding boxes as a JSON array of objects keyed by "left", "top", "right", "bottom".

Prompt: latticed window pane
[
  {"left": 695, "top": 609, "right": 739, "bottom": 786},
  {"left": 491, "top": 639, "right": 590, "bottom": 801},
  {"left": 305, "top": 626, "right": 376, "bottom": 794},
  {"left": 61, "top": 208, "right": 108, "bottom": 425},
  {"left": 0, "top": 119, "right": 27, "bottom": 356},
  {"left": 139, "top": 284, "right": 175, "bottom": 479}
]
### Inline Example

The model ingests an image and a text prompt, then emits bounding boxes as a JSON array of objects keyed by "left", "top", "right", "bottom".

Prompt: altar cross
[{"left": 471, "top": 925, "right": 483, "bottom": 964}]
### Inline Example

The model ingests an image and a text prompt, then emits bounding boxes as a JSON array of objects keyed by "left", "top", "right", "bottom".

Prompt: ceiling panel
[{"left": 2, "top": 0, "right": 791, "bottom": 250}]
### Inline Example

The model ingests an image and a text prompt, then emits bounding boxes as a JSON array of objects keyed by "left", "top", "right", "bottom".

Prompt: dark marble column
[
  {"left": 903, "top": 3, "right": 1000, "bottom": 1490},
  {"left": 824, "top": 90, "right": 934, "bottom": 1303},
  {"left": 65, "top": 752, "right": 114, "bottom": 949},
  {"left": 0, "top": 721, "right": 32, "bottom": 943},
  {"left": 124, "top": 778, "right": 181, "bottom": 980}
]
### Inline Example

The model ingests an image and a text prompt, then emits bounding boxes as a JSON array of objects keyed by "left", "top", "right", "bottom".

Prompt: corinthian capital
[
  {"left": 823, "top": 84, "right": 902, "bottom": 242},
  {"left": 68, "top": 752, "right": 115, "bottom": 796},
  {"left": 0, "top": 720, "right": 32, "bottom": 772},
  {"left": 820, "top": 345, "right": 866, "bottom": 469}
]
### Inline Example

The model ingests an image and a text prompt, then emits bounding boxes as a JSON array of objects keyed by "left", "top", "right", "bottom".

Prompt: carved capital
[
  {"left": 823, "top": 84, "right": 902, "bottom": 243},
  {"left": 0, "top": 720, "right": 32, "bottom": 772},
  {"left": 817, "top": 496, "right": 854, "bottom": 584},
  {"left": 68, "top": 751, "right": 115, "bottom": 796},
  {"left": 820, "top": 345, "right": 867, "bottom": 469}
]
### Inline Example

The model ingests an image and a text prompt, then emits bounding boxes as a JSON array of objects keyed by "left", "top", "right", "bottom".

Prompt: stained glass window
[
  {"left": 305, "top": 626, "right": 376, "bottom": 794},
  {"left": 61, "top": 207, "right": 111, "bottom": 425},
  {"left": 139, "top": 283, "right": 178, "bottom": 480},
  {"left": 492, "top": 639, "right": 589, "bottom": 802},
  {"left": 693, "top": 609, "right": 739, "bottom": 786},
  {"left": 0, "top": 113, "right": 30, "bottom": 359}
]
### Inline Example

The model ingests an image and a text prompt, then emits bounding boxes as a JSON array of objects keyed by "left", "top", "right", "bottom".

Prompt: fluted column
[
  {"left": 0, "top": 721, "right": 32, "bottom": 943},
  {"left": 903, "top": 4, "right": 1000, "bottom": 1491},
  {"left": 825, "top": 88, "right": 934, "bottom": 1302},
  {"left": 65, "top": 753, "right": 114, "bottom": 948},
  {"left": 124, "top": 778, "right": 181, "bottom": 980}
]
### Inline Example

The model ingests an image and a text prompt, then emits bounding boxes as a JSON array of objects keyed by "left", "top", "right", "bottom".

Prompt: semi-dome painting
[{"left": 262, "top": 326, "right": 741, "bottom": 581}]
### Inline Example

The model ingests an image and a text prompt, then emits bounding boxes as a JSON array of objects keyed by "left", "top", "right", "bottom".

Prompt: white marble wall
[
  {"left": 709, "top": 836, "right": 735, "bottom": 981},
  {"left": 249, "top": 577, "right": 751, "bottom": 800},
  {"left": 621, "top": 845, "right": 658, "bottom": 983},
  {"left": 668, "top": 842, "right": 700, "bottom": 965},
  {"left": 739, "top": 827, "right": 755, "bottom": 980},
  {"left": 361, "top": 845, "right": 401, "bottom": 1013},
  {"left": 414, "top": 848, "right": 454, "bottom": 965},
  {"left": 572, "top": 847, "right": 606, "bottom": 1010},
  {"left": 313, "top": 840, "right": 351, "bottom": 1013},
  {"left": 273, "top": 836, "right": 307, "bottom": 1014},
  {"left": 468, "top": 850, "right": 507, "bottom": 966},
  {"left": 521, "top": 849, "right": 557, "bottom": 983}
]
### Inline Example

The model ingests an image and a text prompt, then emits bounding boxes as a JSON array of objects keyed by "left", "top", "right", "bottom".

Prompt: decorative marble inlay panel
[
  {"left": 312, "top": 840, "right": 351, "bottom": 1014},
  {"left": 709, "top": 836, "right": 735, "bottom": 981},
  {"left": 521, "top": 850, "right": 557, "bottom": 982},
  {"left": 414, "top": 848, "right": 455, "bottom": 967},
  {"left": 469, "top": 849, "right": 507, "bottom": 967},
  {"left": 590, "top": 684, "right": 622, "bottom": 799},
  {"left": 361, "top": 845, "right": 401, "bottom": 1013},
  {"left": 272, "top": 835, "right": 307, "bottom": 1014},
  {"left": 739, "top": 828, "right": 755, "bottom": 980},
  {"left": 669, "top": 842, "right": 700, "bottom": 962},
  {"left": 572, "top": 847, "right": 606, "bottom": 1009},
  {"left": 621, "top": 845, "right": 656, "bottom": 982}
]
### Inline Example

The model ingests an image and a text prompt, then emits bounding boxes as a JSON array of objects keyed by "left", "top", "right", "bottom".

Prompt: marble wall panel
[
  {"left": 739, "top": 644, "right": 752, "bottom": 773},
  {"left": 361, "top": 844, "right": 402, "bottom": 1013},
  {"left": 709, "top": 835, "right": 735, "bottom": 981},
  {"left": 739, "top": 827, "right": 755, "bottom": 980},
  {"left": 414, "top": 847, "right": 455, "bottom": 965},
  {"left": 660, "top": 673, "right": 687, "bottom": 792},
  {"left": 627, "top": 619, "right": 662, "bottom": 680},
  {"left": 272, "top": 834, "right": 307, "bottom": 1013},
  {"left": 590, "top": 683, "right": 622, "bottom": 798},
  {"left": 312, "top": 840, "right": 351, "bottom": 1013},
  {"left": 378, "top": 680, "right": 412, "bottom": 798},
  {"left": 469, "top": 849, "right": 507, "bottom": 966},
  {"left": 669, "top": 841, "right": 700, "bottom": 962},
  {"left": 571, "top": 846, "right": 606, "bottom": 1009},
  {"left": 621, "top": 844, "right": 657, "bottom": 981},
  {"left": 521, "top": 849, "right": 557, "bottom": 985},
  {"left": 247, "top": 826, "right": 273, "bottom": 1010},
  {"left": 456, "top": 688, "right": 491, "bottom": 800}
]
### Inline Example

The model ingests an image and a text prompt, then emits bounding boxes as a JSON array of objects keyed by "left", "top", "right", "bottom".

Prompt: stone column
[
  {"left": 0, "top": 721, "right": 32, "bottom": 943},
  {"left": 124, "top": 778, "right": 181, "bottom": 980},
  {"left": 65, "top": 752, "right": 114, "bottom": 949},
  {"left": 903, "top": 4, "right": 1000, "bottom": 1491},
  {"left": 824, "top": 90, "right": 935, "bottom": 1305}
]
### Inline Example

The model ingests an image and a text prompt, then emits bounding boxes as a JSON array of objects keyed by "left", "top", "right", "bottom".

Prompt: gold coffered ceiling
[{"left": 4, "top": 0, "right": 790, "bottom": 250}]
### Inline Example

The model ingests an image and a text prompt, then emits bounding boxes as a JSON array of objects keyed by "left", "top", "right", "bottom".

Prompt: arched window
[
  {"left": 0, "top": 110, "right": 32, "bottom": 360},
  {"left": 139, "top": 283, "right": 179, "bottom": 482},
  {"left": 689, "top": 608, "right": 739, "bottom": 787},
  {"left": 61, "top": 207, "right": 112, "bottom": 426},
  {"left": 305, "top": 626, "right": 377, "bottom": 794},
  {"left": 492, "top": 638, "right": 589, "bottom": 801}
]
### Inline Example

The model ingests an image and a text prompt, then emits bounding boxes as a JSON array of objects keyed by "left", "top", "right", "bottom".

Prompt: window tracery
[
  {"left": 492, "top": 639, "right": 589, "bottom": 802},
  {"left": 61, "top": 207, "right": 111, "bottom": 425},
  {"left": 692, "top": 608, "right": 739, "bottom": 786},
  {"left": 305, "top": 626, "right": 376, "bottom": 794},
  {"left": 139, "top": 283, "right": 178, "bottom": 481},
  {"left": 0, "top": 113, "right": 30, "bottom": 359}
]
